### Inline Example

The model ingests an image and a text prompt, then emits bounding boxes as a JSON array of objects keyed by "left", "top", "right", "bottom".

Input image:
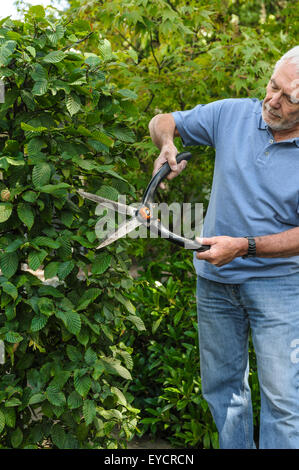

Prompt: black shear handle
[
  {"left": 142, "top": 151, "right": 210, "bottom": 252},
  {"left": 142, "top": 152, "right": 193, "bottom": 205}
]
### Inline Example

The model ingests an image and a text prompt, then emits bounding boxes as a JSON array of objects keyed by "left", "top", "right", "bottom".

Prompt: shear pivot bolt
[{"left": 139, "top": 206, "right": 151, "bottom": 220}]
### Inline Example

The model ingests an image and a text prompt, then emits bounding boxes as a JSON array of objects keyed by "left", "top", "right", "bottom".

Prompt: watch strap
[{"left": 243, "top": 236, "right": 256, "bottom": 258}]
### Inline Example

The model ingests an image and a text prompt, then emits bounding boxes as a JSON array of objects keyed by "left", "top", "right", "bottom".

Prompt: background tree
[
  {"left": 66, "top": 0, "right": 299, "bottom": 448},
  {"left": 65, "top": 0, "right": 299, "bottom": 447}
]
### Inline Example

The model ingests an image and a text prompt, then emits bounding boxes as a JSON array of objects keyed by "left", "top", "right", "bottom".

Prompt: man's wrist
[
  {"left": 160, "top": 139, "right": 175, "bottom": 150},
  {"left": 237, "top": 237, "right": 250, "bottom": 257}
]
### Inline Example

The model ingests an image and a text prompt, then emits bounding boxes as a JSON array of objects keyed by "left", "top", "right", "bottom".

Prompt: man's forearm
[
  {"left": 149, "top": 113, "right": 179, "bottom": 149},
  {"left": 255, "top": 227, "right": 299, "bottom": 257}
]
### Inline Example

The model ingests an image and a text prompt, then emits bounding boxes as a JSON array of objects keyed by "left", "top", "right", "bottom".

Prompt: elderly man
[{"left": 149, "top": 46, "right": 299, "bottom": 449}]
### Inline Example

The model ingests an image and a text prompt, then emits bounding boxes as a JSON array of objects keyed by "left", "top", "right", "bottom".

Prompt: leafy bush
[{"left": 0, "top": 7, "right": 143, "bottom": 449}]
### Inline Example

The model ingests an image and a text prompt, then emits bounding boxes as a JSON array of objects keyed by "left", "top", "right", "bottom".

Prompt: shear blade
[
  {"left": 78, "top": 189, "right": 136, "bottom": 217},
  {"left": 96, "top": 217, "right": 143, "bottom": 249}
]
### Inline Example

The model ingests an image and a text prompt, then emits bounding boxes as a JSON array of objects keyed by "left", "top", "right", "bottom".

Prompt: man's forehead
[
  {"left": 272, "top": 61, "right": 299, "bottom": 85},
  {"left": 271, "top": 69, "right": 299, "bottom": 95}
]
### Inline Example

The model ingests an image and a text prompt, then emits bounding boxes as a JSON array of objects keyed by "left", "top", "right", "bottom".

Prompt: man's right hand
[
  {"left": 152, "top": 142, "right": 188, "bottom": 189},
  {"left": 149, "top": 113, "right": 187, "bottom": 190}
]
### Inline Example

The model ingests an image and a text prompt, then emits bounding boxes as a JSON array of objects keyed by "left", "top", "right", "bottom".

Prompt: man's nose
[{"left": 269, "top": 91, "right": 282, "bottom": 108}]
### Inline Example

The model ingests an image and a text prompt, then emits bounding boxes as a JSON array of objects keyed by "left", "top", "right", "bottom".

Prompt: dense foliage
[
  {"left": 0, "top": 0, "right": 299, "bottom": 449},
  {"left": 0, "top": 5, "right": 143, "bottom": 449}
]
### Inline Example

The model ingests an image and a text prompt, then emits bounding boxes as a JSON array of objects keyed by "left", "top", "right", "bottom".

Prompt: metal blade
[
  {"left": 96, "top": 217, "right": 143, "bottom": 249},
  {"left": 77, "top": 189, "right": 136, "bottom": 217}
]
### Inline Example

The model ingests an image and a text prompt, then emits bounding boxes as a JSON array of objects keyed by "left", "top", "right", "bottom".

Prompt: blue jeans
[{"left": 196, "top": 273, "right": 299, "bottom": 449}]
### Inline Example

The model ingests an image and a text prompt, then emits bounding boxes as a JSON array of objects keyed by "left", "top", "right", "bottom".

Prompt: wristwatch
[{"left": 243, "top": 236, "right": 256, "bottom": 258}]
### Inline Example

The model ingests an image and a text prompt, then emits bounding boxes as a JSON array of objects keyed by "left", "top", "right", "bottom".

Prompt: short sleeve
[{"left": 172, "top": 100, "right": 226, "bottom": 148}]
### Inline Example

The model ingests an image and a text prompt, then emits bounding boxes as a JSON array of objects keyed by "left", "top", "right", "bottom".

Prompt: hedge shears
[{"left": 77, "top": 151, "right": 210, "bottom": 253}]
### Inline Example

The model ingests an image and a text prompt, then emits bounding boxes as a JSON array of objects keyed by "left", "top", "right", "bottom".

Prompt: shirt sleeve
[{"left": 172, "top": 100, "right": 226, "bottom": 148}]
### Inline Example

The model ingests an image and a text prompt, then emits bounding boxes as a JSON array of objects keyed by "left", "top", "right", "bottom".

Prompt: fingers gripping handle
[
  {"left": 142, "top": 152, "right": 210, "bottom": 252},
  {"left": 142, "top": 152, "right": 192, "bottom": 205},
  {"left": 159, "top": 151, "right": 193, "bottom": 180}
]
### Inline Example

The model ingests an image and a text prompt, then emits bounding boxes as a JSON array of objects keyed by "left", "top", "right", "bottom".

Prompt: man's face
[{"left": 262, "top": 61, "right": 299, "bottom": 132}]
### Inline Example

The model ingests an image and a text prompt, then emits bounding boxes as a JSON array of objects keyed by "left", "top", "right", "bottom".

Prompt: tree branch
[
  {"left": 166, "top": 0, "right": 178, "bottom": 13},
  {"left": 150, "top": 31, "right": 161, "bottom": 74},
  {"left": 115, "top": 29, "right": 144, "bottom": 61},
  {"left": 143, "top": 92, "right": 155, "bottom": 113},
  {"left": 62, "top": 32, "right": 94, "bottom": 51}
]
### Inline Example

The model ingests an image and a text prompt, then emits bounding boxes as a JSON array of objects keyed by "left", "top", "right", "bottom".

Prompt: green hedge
[{"left": 0, "top": 7, "right": 143, "bottom": 449}]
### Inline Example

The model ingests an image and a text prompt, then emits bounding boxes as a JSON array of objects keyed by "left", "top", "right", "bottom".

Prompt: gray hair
[{"left": 274, "top": 46, "right": 299, "bottom": 73}]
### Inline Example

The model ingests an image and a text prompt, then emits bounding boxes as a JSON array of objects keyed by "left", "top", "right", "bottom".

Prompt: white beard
[{"left": 262, "top": 102, "right": 299, "bottom": 131}]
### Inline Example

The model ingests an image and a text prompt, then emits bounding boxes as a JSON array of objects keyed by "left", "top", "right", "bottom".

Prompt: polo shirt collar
[
  {"left": 258, "top": 115, "right": 267, "bottom": 130},
  {"left": 257, "top": 103, "right": 267, "bottom": 130},
  {"left": 257, "top": 101, "right": 268, "bottom": 130}
]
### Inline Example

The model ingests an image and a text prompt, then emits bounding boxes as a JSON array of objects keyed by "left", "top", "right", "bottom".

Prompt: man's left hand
[{"left": 196, "top": 236, "right": 249, "bottom": 267}]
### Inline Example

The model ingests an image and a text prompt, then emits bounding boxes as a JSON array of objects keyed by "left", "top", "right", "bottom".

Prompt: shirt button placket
[{"left": 264, "top": 139, "right": 274, "bottom": 157}]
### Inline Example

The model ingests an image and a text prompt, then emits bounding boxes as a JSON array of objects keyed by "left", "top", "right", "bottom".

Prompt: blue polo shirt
[{"left": 172, "top": 98, "right": 299, "bottom": 283}]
